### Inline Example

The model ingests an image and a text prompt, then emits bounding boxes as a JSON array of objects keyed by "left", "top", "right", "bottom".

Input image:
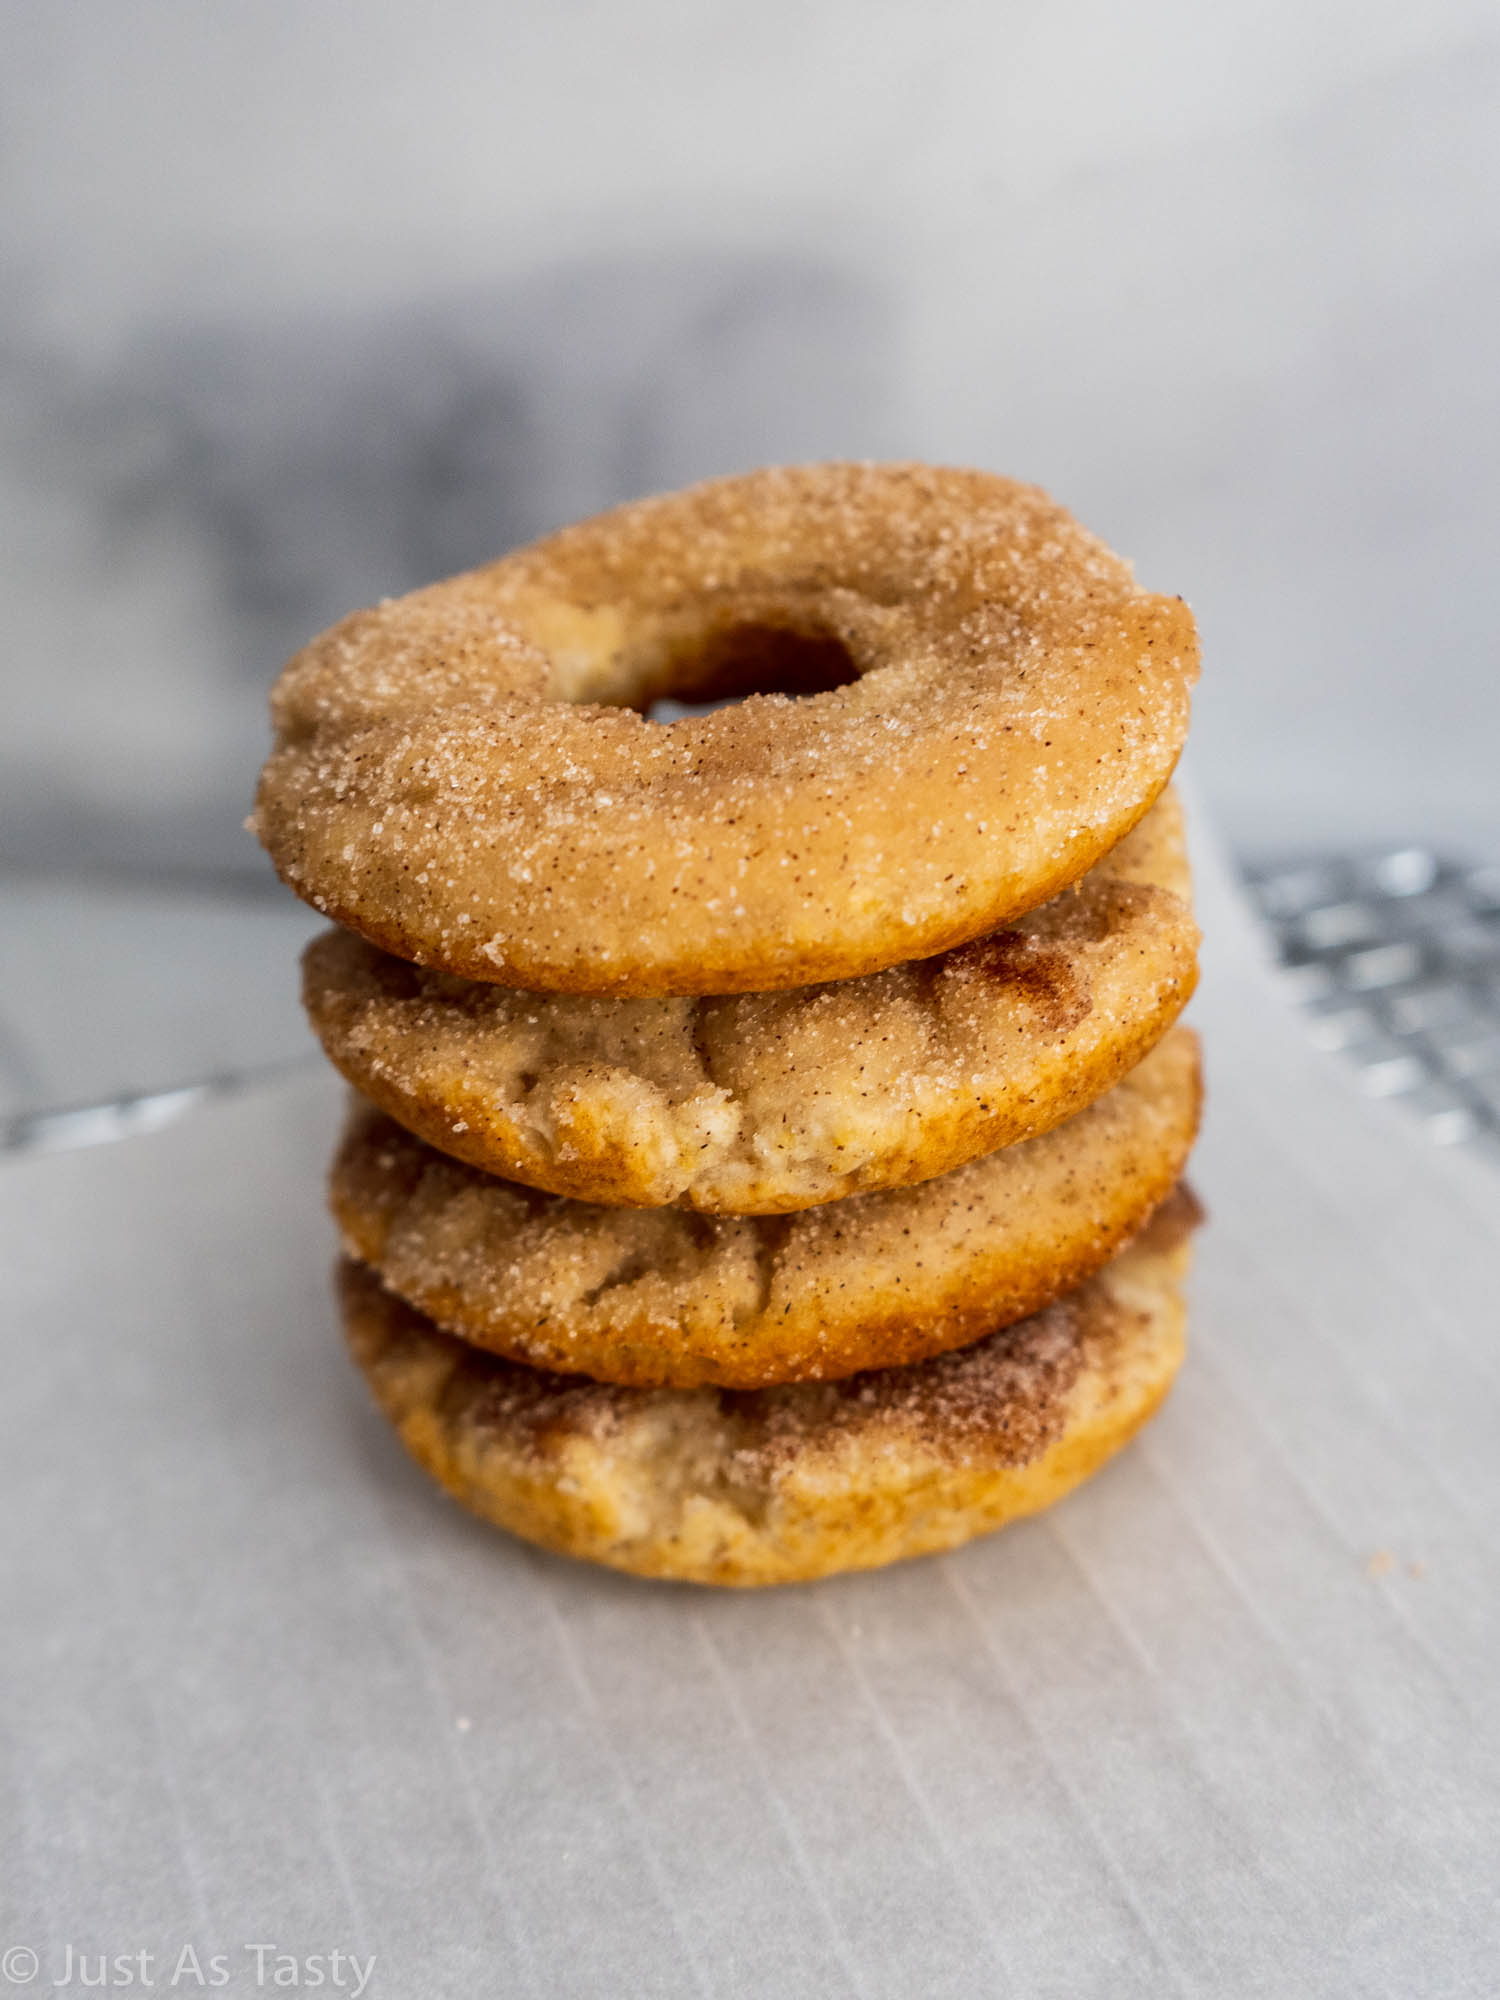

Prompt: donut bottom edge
[{"left": 338, "top": 1225, "right": 1191, "bottom": 1588}]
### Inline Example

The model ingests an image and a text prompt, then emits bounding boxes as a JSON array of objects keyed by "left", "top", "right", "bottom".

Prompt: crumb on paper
[
  {"left": 455, "top": 1715, "right": 473, "bottom": 1733},
  {"left": 1365, "top": 1550, "right": 1426, "bottom": 1578}
]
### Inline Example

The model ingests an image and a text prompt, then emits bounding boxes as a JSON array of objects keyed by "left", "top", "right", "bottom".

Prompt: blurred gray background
[{"left": 2, "top": 0, "right": 1498, "bottom": 1124}]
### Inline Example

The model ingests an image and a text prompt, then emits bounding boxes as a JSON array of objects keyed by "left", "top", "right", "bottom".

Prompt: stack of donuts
[{"left": 254, "top": 463, "right": 1202, "bottom": 1587}]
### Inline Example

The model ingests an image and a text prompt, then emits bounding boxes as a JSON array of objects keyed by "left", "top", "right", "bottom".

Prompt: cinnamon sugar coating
[
  {"left": 329, "top": 1027, "right": 1200, "bottom": 1390},
  {"left": 254, "top": 463, "right": 1198, "bottom": 996},
  {"left": 338, "top": 1211, "right": 1194, "bottom": 1586},
  {"left": 303, "top": 789, "right": 1195, "bottom": 1211}
]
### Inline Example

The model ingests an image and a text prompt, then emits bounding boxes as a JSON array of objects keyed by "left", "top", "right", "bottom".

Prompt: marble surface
[
  {"left": 0, "top": 875, "right": 320, "bottom": 1124},
  {"left": 3, "top": 0, "right": 1498, "bottom": 877}
]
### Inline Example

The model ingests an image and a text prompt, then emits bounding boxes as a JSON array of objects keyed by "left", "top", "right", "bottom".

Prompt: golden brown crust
[
  {"left": 303, "top": 790, "right": 1197, "bottom": 1212},
  {"left": 338, "top": 1227, "right": 1192, "bottom": 1586},
  {"left": 329, "top": 1026, "right": 1201, "bottom": 1390},
  {"left": 254, "top": 464, "right": 1198, "bottom": 996}
]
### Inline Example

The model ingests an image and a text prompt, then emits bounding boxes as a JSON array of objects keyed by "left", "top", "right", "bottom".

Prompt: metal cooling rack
[{"left": 1243, "top": 846, "right": 1500, "bottom": 1167}]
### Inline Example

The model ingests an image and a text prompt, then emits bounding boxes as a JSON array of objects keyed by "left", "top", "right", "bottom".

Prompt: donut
[
  {"left": 303, "top": 788, "right": 1196, "bottom": 1212},
  {"left": 329, "top": 1026, "right": 1200, "bottom": 1390},
  {"left": 338, "top": 1189, "right": 1199, "bottom": 1586},
  {"left": 253, "top": 463, "right": 1198, "bottom": 996}
]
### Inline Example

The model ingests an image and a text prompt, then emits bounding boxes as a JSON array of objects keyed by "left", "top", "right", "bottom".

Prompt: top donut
[{"left": 253, "top": 463, "right": 1197, "bottom": 995}]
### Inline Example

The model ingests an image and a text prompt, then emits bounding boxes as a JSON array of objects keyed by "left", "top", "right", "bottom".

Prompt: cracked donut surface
[
  {"left": 330, "top": 1027, "right": 1200, "bottom": 1390},
  {"left": 338, "top": 1193, "right": 1198, "bottom": 1586},
  {"left": 304, "top": 789, "right": 1196, "bottom": 1212}
]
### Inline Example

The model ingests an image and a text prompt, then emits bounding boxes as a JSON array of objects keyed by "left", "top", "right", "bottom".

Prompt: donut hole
[{"left": 644, "top": 621, "right": 859, "bottom": 721}]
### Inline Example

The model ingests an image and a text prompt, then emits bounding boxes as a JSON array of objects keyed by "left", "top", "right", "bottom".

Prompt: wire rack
[{"left": 1243, "top": 846, "right": 1500, "bottom": 1168}]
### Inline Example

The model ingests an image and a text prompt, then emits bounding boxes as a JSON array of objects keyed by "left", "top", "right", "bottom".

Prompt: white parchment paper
[{"left": 4, "top": 808, "right": 1499, "bottom": 1999}]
